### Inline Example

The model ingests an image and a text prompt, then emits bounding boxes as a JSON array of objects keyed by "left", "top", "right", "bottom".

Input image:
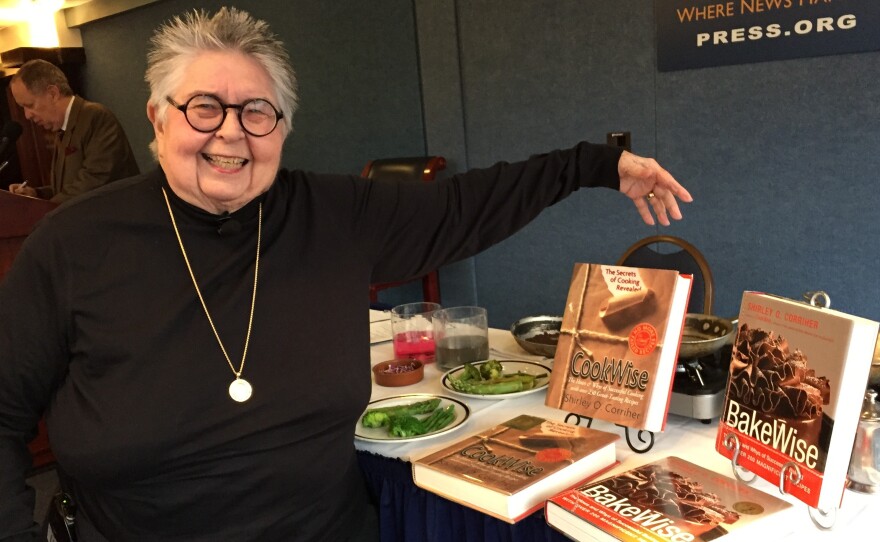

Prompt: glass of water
[{"left": 433, "top": 306, "right": 489, "bottom": 372}]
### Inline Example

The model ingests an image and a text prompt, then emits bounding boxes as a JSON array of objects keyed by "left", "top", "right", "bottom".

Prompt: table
[{"left": 356, "top": 328, "right": 880, "bottom": 541}]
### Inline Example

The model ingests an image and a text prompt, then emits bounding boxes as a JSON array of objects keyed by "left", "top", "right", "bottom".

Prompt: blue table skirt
[{"left": 357, "top": 451, "right": 570, "bottom": 542}]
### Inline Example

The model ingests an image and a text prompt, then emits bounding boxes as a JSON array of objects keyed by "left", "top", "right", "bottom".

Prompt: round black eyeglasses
[{"left": 166, "top": 95, "right": 284, "bottom": 137}]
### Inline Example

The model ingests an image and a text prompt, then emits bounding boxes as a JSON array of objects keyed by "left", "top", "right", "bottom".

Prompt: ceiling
[{"left": 0, "top": 1, "right": 92, "bottom": 30}]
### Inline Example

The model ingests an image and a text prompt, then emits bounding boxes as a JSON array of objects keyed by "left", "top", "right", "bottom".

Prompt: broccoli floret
[
  {"left": 479, "top": 359, "right": 504, "bottom": 380},
  {"left": 458, "top": 362, "right": 483, "bottom": 382},
  {"left": 361, "top": 411, "right": 391, "bottom": 428},
  {"left": 361, "top": 398, "right": 441, "bottom": 428}
]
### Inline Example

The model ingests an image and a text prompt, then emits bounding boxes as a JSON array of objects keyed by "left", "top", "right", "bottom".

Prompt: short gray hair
[
  {"left": 146, "top": 7, "right": 298, "bottom": 154},
  {"left": 12, "top": 59, "right": 73, "bottom": 96}
]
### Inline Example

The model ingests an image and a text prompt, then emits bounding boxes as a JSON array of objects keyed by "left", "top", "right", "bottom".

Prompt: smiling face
[{"left": 148, "top": 50, "right": 285, "bottom": 214}]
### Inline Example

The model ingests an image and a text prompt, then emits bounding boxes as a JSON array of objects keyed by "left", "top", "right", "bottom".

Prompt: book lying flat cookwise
[
  {"left": 545, "top": 263, "right": 692, "bottom": 432},
  {"left": 412, "top": 414, "right": 619, "bottom": 523},
  {"left": 546, "top": 456, "right": 796, "bottom": 542},
  {"left": 715, "top": 291, "right": 879, "bottom": 512}
]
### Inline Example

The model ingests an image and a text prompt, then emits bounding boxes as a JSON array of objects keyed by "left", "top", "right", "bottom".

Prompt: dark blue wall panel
[
  {"left": 655, "top": 52, "right": 880, "bottom": 321},
  {"left": 456, "top": 0, "right": 669, "bottom": 327}
]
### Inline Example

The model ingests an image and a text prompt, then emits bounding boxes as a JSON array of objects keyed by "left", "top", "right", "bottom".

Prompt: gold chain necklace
[{"left": 162, "top": 188, "right": 261, "bottom": 402}]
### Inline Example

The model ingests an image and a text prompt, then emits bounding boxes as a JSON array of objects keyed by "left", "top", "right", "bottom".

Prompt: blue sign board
[{"left": 656, "top": 0, "right": 880, "bottom": 71}]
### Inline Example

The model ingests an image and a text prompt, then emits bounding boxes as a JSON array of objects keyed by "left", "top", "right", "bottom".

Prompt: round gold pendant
[{"left": 229, "top": 378, "right": 253, "bottom": 402}]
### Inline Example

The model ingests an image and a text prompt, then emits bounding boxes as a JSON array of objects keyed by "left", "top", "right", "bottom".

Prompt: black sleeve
[{"left": 365, "top": 141, "right": 622, "bottom": 283}]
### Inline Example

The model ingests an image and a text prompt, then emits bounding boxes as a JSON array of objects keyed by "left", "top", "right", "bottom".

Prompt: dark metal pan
[
  {"left": 679, "top": 313, "right": 737, "bottom": 360},
  {"left": 510, "top": 315, "right": 562, "bottom": 358}
]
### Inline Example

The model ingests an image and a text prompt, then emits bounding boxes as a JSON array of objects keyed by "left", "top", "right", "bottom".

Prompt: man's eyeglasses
[{"left": 166, "top": 95, "right": 284, "bottom": 137}]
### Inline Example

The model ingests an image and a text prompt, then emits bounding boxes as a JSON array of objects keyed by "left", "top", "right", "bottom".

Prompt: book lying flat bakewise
[
  {"left": 412, "top": 414, "right": 619, "bottom": 523},
  {"left": 546, "top": 456, "right": 796, "bottom": 542},
  {"left": 545, "top": 263, "right": 692, "bottom": 432},
  {"left": 715, "top": 291, "right": 879, "bottom": 512}
]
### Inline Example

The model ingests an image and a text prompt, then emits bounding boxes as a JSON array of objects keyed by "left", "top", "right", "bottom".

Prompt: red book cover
[
  {"left": 546, "top": 456, "right": 796, "bottom": 542},
  {"left": 412, "top": 414, "right": 619, "bottom": 523},
  {"left": 545, "top": 263, "right": 692, "bottom": 432},
  {"left": 715, "top": 292, "right": 879, "bottom": 511}
]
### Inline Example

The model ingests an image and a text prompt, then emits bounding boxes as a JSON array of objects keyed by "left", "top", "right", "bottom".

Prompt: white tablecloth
[{"left": 356, "top": 328, "right": 880, "bottom": 539}]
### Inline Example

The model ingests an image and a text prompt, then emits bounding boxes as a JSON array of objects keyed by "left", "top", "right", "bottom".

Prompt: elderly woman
[{"left": 0, "top": 7, "right": 691, "bottom": 542}]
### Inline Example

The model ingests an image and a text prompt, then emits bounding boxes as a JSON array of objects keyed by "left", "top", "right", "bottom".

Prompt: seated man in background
[{"left": 7, "top": 59, "right": 140, "bottom": 203}]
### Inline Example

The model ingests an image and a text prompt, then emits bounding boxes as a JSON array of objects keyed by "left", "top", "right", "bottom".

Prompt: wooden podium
[
  {"left": 0, "top": 189, "right": 56, "bottom": 274},
  {"left": 0, "top": 189, "right": 58, "bottom": 469}
]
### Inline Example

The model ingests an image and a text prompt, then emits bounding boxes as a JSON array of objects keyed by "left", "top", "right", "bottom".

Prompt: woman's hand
[{"left": 618, "top": 150, "right": 693, "bottom": 226}]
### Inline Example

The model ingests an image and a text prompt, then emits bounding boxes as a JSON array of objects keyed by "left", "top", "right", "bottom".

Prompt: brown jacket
[{"left": 49, "top": 96, "right": 140, "bottom": 203}]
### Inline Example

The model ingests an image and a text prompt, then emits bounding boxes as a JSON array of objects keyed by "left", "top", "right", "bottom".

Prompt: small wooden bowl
[{"left": 372, "top": 360, "right": 424, "bottom": 387}]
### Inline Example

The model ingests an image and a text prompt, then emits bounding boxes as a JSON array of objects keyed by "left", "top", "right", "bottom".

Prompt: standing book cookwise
[
  {"left": 546, "top": 456, "right": 796, "bottom": 542},
  {"left": 545, "top": 263, "right": 692, "bottom": 432},
  {"left": 412, "top": 414, "right": 619, "bottom": 523},
  {"left": 715, "top": 291, "right": 879, "bottom": 512}
]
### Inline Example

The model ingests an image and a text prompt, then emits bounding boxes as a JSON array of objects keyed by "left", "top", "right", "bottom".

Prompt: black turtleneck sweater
[{"left": 0, "top": 142, "right": 621, "bottom": 541}]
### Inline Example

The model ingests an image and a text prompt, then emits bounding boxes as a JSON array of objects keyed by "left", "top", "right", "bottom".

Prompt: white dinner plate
[
  {"left": 354, "top": 394, "right": 470, "bottom": 442},
  {"left": 441, "top": 360, "right": 552, "bottom": 400}
]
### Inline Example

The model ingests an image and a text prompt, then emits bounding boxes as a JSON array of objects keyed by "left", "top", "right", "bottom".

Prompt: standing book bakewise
[
  {"left": 411, "top": 414, "right": 620, "bottom": 523},
  {"left": 546, "top": 456, "right": 796, "bottom": 542},
  {"left": 545, "top": 263, "right": 693, "bottom": 432},
  {"left": 715, "top": 291, "right": 879, "bottom": 513}
]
